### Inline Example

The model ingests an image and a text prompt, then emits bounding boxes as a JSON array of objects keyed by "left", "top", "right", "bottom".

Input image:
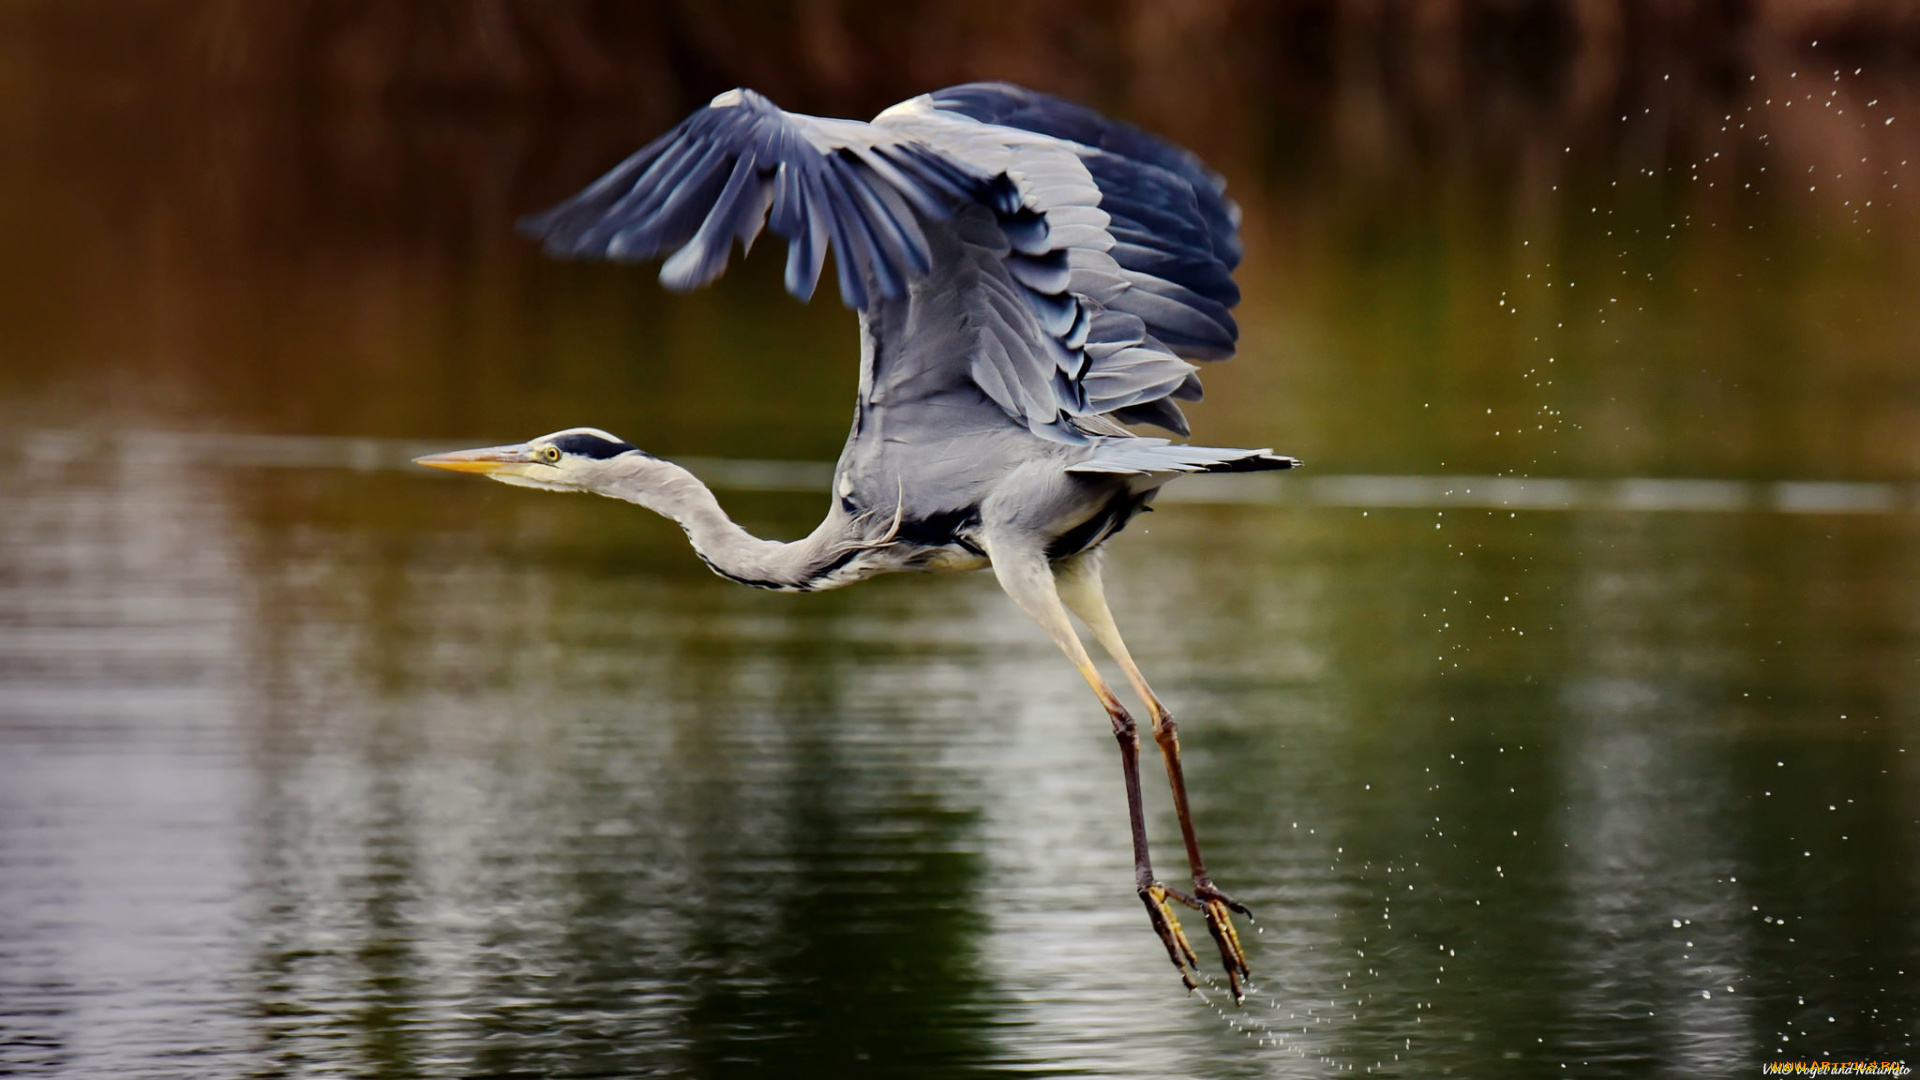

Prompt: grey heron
[{"left": 416, "top": 83, "right": 1295, "bottom": 1002}]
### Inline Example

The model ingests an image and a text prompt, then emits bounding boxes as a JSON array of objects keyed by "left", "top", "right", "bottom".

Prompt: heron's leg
[
  {"left": 984, "top": 542, "right": 1201, "bottom": 990},
  {"left": 1054, "top": 552, "right": 1252, "bottom": 1000}
]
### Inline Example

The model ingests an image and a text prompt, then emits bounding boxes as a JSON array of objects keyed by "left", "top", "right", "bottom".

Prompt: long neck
[{"left": 599, "top": 456, "right": 859, "bottom": 591}]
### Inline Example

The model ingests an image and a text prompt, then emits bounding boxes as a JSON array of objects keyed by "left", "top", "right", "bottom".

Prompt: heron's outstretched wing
[
  {"left": 867, "top": 85, "right": 1246, "bottom": 439},
  {"left": 521, "top": 83, "right": 1244, "bottom": 439},
  {"left": 924, "top": 81, "right": 1242, "bottom": 349},
  {"left": 520, "top": 88, "right": 968, "bottom": 311}
]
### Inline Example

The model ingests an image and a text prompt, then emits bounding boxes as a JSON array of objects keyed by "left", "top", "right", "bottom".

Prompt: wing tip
[{"left": 1215, "top": 453, "right": 1299, "bottom": 473}]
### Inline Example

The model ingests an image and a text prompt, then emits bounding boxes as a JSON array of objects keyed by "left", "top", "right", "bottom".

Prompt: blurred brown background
[
  {"left": 2, "top": 0, "right": 1917, "bottom": 477},
  {"left": 8, "top": 1, "right": 1920, "bottom": 214},
  {"left": 10, "top": 1, "right": 1920, "bottom": 112}
]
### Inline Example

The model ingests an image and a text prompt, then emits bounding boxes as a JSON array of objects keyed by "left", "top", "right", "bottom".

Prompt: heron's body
[{"left": 417, "top": 83, "right": 1294, "bottom": 1002}]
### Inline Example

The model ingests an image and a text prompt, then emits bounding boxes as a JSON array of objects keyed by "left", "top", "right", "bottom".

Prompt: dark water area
[{"left": 3, "top": 14, "right": 1920, "bottom": 1078}]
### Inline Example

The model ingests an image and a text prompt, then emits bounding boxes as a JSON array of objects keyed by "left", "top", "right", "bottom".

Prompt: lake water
[{"left": 3, "top": 42, "right": 1919, "bottom": 1079}]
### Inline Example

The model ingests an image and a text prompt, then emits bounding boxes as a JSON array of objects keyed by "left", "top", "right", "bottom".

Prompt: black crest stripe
[{"left": 549, "top": 433, "right": 638, "bottom": 460}]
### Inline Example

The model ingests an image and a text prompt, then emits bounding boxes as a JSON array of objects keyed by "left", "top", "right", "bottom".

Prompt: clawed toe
[
  {"left": 1137, "top": 880, "right": 1255, "bottom": 1003},
  {"left": 1195, "top": 883, "right": 1253, "bottom": 1004},
  {"left": 1140, "top": 883, "right": 1201, "bottom": 990},
  {"left": 1198, "top": 882, "right": 1254, "bottom": 920}
]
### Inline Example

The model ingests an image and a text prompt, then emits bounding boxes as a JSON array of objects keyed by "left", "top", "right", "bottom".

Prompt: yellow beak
[{"left": 412, "top": 444, "right": 532, "bottom": 475}]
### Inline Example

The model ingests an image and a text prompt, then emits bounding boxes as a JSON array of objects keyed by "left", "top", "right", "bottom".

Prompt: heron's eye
[{"left": 541, "top": 445, "right": 562, "bottom": 463}]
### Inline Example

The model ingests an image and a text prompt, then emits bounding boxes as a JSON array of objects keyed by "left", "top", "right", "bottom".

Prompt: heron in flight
[{"left": 416, "top": 83, "right": 1294, "bottom": 1002}]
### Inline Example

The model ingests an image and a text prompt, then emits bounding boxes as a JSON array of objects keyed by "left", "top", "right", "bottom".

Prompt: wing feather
[
  {"left": 522, "top": 89, "right": 952, "bottom": 311},
  {"left": 521, "top": 83, "right": 1249, "bottom": 443},
  {"left": 925, "top": 81, "right": 1245, "bottom": 378}
]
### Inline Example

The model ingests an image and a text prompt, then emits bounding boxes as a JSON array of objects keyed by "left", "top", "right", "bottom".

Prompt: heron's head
[{"left": 413, "top": 427, "right": 646, "bottom": 493}]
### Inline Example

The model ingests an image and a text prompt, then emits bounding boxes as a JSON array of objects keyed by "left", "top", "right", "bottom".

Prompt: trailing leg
[
  {"left": 1054, "top": 551, "right": 1252, "bottom": 1001},
  {"left": 984, "top": 537, "right": 1200, "bottom": 990}
]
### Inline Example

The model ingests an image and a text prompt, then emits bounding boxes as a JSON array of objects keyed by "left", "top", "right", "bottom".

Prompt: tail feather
[{"left": 1067, "top": 439, "right": 1298, "bottom": 477}]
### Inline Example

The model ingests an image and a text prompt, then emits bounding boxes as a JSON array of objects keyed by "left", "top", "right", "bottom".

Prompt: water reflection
[{"left": 4, "top": 21, "right": 1920, "bottom": 1080}]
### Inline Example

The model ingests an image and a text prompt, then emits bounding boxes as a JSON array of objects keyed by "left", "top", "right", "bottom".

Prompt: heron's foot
[
  {"left": 1194, "top": 881, "right": 1253, "bottom": 1003},
  {"left": 1139, "top": 882, "right": 1203, "bottom": 991}
]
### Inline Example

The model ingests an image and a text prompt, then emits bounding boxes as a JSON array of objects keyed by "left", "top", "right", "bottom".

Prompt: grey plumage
[
  {"left": 522, "top": 83, "right": 1252, "bottom": 443},
  {"left": 421, "top": 83, "right": 1296, "bottom": 1002}
]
